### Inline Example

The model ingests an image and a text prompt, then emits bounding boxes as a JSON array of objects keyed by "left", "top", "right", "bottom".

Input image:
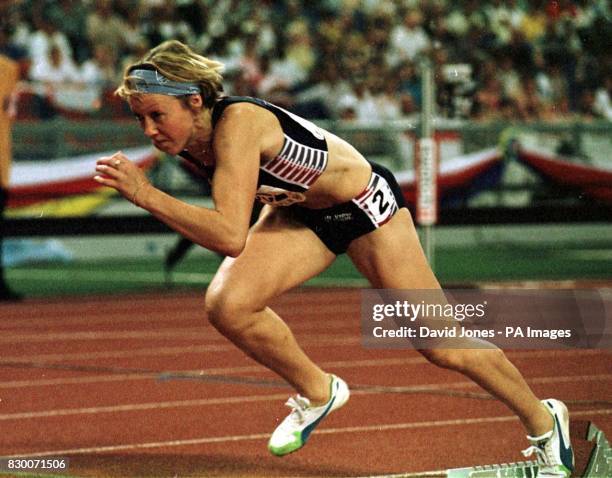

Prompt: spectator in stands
[
  {"left": 484, "top": 0, "right": 524, "bottom": 46},
  {"left": 28, "top": 42, "right": 81, "bottom": 119},
  {"left": 388, "top": 8, "right": 431, "bottom": 67},
  {"left": 365, "top": 11, "right": 393, "bottom": 63},
  {"left": 495, "top": 53, "right": 521, "bottom": 103},
  {"left": 256, "top": 55, "right": 295, "bottom": 109},
  {"left": 29, "top": 42, "right": 80, "bottom": 85},
  {"left": 497, "top": 96, "right": 521, "bottom": 122},
  {"left": 506, "top": 28, "right": 536, "bottom": 76},
  {"left": 281, "top": 20, "right": 316, "bottom": 87},
  {"left": 337, "top": 77, "right": 373, "bottom": 122},
  {"left": 513, "top": 75, "right": 548, "bottom": 121},
  {"left": 545, "top": 0, "right": 578, "bottom": 22},
  {"left": 6, "top": 0, "right": 612, "bottom": 122},
  {"left": 141, "top": 2, "right": 196, "bottom": 48},
  {"left": 173, "top": 0, "right": 207, "bottom": 39},
  {"left": 535, "top": 58, "right": 571, "bottom": 119},
  {"left": 396, "top": 60, "right": 422, "bottom": 110},
  {"left": 340, "top": 32, "right": 372, "bottom": 85},
  {"left": 85, "top": 0, "right": 127, "bottom": 59},
  {"left": 548, "top": 18, "right": 583, "bottom": 109},
  {"left": 120, "top": 3, "right": 149, "bottom": 57},
  {"left": 520, "top": 0, "right": 548, "bottom": 42},
  {"left": 237, "top": 35, "right": 265, "bottom": 93},
  {"left": 473, "top": 75, "right": 504, "bottom": 122},
  {"left": 0, "top": 21, "right": 28, "bottom": 67},
  {"left": 372, "top": 66, "right": 403, "bottom": 121},
  {"left": 577, "top": 87, "right": 603, "bottom": 121},
  {"left": 424, "top": 2, "right": 456, "bottom": 52},
  {"left": 80, "top": 44, "right": 121, "bottom": 91},
  {"left": 46, "top": 0, "right": 89, "bottom": 64},
  {"left": 26, "top": 13, "right": 73, "bottom": 68},
  {"left": 0, "top": 53, "right": 21, "bottom": 300},
  {"left": 292, "top": 62, "right": 353, "bottom": 120},
  {"left": 593, "top": 76, "right": 612, "bottom": 121}
]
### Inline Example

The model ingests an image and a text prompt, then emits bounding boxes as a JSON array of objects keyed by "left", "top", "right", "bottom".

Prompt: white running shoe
[
  {"left": 268, "top": 374, "right": 350, "bottom": 456},
  {"left": 522, "top": 399, "right": 574, "bottom": 477}
]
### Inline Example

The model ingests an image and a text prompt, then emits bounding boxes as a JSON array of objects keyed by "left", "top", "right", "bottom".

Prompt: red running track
[{"left": 0, "top": 288, "right": 610, "bottom": 477}]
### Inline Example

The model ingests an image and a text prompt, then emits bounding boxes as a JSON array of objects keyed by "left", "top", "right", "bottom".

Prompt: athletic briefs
[{"left": 289, "top": 161, "right": 406, "bottom": 255}]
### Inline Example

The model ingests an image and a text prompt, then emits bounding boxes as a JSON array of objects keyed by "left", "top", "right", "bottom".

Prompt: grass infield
[{"left": 4, "top": 242, "right": 611, "bottom": 298}]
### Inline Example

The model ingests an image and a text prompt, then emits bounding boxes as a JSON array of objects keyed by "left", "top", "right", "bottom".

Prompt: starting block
[
  {"left": 446, "top": 462, "right": 537, "bottom": 478},
  {"left": 445, "top": 422, "right": 610, "bottom": 478},
  {"left": 583, "top": 422, "right": 612, "bottom": 477}
]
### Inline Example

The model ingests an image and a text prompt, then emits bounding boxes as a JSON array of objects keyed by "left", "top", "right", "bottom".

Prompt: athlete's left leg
[{"left": 346, "top": 208, "right": 554, "bottom": 438}]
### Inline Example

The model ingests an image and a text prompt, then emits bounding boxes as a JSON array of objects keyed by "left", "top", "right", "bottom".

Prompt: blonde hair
[{"left": 116, "top": 40, "right": 224, "bottom": 108}]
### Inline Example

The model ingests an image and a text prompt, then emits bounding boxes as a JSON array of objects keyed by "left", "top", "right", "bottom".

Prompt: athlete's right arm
[{"left": 95, "top": 105, "right": 262, "bottom": 257}]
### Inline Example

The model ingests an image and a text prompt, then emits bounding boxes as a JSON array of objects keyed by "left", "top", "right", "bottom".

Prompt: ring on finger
[{"left": 114, "top": 159, "right": 121, "bottom": 167}]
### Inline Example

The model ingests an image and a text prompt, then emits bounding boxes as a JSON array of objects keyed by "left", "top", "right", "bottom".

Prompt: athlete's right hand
[{"left": 94, "top": 152, "right": 152, "bottom": 207}]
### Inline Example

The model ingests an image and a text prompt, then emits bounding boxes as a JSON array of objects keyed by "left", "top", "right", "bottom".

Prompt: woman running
[{"left": 94, "top": 40, "right": 572, "bottom": 477}]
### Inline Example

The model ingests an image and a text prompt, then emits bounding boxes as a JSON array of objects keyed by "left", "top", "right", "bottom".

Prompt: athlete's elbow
[
  {"left": 222, "top": 244, "right": 244, "bottom": 258},
  {"left": 210, "top": 215, "right": 249, "bottom": 257},
  {"left": 218, "top": 236, "right": 246, "bottom": 258}
]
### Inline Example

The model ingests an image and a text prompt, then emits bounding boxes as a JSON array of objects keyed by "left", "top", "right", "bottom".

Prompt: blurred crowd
[{"left": 1, "top": 0, "right": 611, "bottom": 122}]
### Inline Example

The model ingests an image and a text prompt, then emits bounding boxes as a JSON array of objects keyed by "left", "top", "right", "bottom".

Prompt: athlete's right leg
[{"left": 204, "top": 206, "right": 337, "bottom": 404}]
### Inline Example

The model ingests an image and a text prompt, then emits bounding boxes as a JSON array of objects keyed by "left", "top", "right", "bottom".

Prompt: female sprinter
[{"left": 94, "top": 41, "right": 572, "bottom": 477}]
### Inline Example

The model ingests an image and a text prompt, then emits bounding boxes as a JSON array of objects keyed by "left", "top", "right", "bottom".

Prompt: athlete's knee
[
  {"left": 420, "top": 348, "right": 461, "bottom": 370},
  {"left": 204, "top": 284, "right": 258, "bottom": 333}
]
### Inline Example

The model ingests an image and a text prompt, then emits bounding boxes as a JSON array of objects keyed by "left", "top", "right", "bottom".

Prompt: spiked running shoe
[
  {"left": 522, "top": 399, "right": 574, "bottom": 477},
  {"left": 268, "top": 374, "right": 349, "bottom": 456}
]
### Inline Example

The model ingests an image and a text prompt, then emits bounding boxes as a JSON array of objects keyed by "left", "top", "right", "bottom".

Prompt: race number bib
[{"left": 353, "top": 173, "right": 399, "bottom": 226}]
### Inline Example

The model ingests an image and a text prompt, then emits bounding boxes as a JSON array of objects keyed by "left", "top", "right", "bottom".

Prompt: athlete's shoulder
[
  {"left": 213, "top": 97, "right": 273, "bottom": 126},
  {"left": 212, "top": 96, "right": 271, "bottom": 126}
]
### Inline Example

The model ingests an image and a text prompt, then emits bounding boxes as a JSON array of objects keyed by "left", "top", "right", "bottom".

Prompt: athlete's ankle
[
  {"left": 306, "top": 373, "right": 333, "bottom": 406},
  {"left": 526, "top": 402, "right": 555, "bottom": 437}
]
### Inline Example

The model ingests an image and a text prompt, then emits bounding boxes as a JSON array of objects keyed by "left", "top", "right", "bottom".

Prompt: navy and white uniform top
[
  {"left": 177, "top": 96, "right": 404, "bottom": 254},
  {"left": 179, "top": 96, "right": 328, "bottom": 206}
]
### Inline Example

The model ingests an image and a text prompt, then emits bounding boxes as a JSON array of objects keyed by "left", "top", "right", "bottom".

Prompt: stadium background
[{"left": 2, "top": 0, "right": 610, "bottom": 296}]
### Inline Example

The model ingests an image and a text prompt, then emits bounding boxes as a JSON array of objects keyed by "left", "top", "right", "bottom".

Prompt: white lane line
[
  {"left": 0, "top": 356, "right": 419, "bottom": 389},
  {"left": 0, "top": 355, "right": 406, "bottom": 389},
  {"left": 4, "top": 409, "right": 611, "bottom": 459},
  {"left": 363, "top": 472, "right": 446, "bottom": 478},
  {"left": 0, "top": 327, "right": 213, "bottom": 343},
  {"left": 1, "top": 350, "right": 607, "bottom": 389},
  {"left": 359, "top": 471, "right": 446, "bottom": 478},
  {"left": 0, "top": 321, "right": 360, "bottom": 343},
  {"left": 0, "top": 319, "right": 360, "bottom": 345},
  {"left": 1, "top": 344, "right": 232, "bottom": 363},
  {"left": 0, "top": 330, "right": 352, "bottom": 362},
  {"left": 0, "top": 301, "right": 359, "bottom": 328},
  {"left": 2, "top": 333, "right": 605, "bottom": 365},
  {"left": 1, "top": 374, "right": 610, "bottom": 420},
  {"left": 0, "top": 372, "right": 156, "bottom": 389},
  {"left": 0, "top": 393, "right": 289, "bottom": 420}
]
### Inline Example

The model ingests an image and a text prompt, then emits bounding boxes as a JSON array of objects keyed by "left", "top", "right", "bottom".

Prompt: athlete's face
[{"left": 129, "top": 94, "right": 202, "bottom": 155}]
